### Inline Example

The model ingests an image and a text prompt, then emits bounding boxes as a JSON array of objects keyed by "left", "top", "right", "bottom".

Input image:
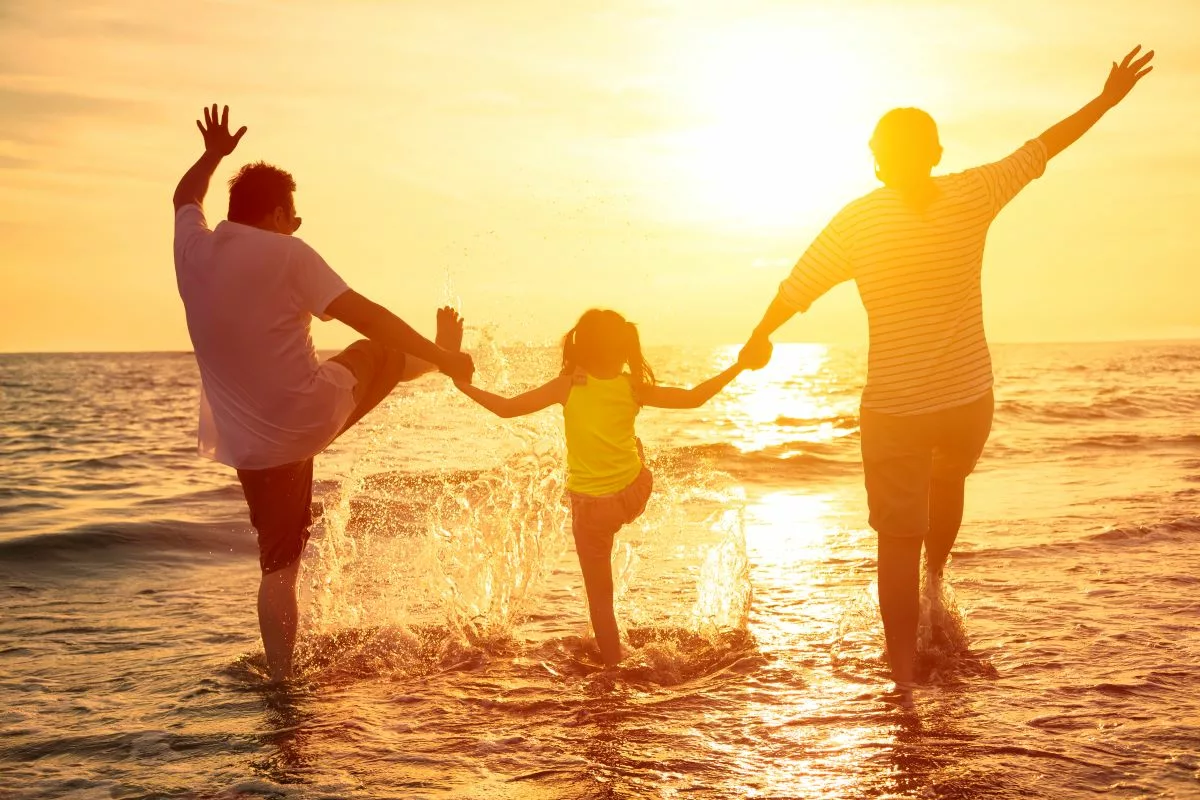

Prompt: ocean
[{"left": 1, "top": 341, "right": 1198, "bottom": 799}]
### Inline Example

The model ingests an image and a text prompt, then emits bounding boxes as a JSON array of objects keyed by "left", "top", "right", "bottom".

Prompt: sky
[{"left": 1, "top": 0, "right": 1198, "bottom": 352}]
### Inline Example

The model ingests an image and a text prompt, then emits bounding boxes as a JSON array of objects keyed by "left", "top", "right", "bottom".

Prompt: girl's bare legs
[{"left": 576, "top": 551, "right": 622, "bottom": 666}]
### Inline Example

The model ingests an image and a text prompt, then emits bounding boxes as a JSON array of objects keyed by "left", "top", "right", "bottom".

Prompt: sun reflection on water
[{"left": 710, "top": 342, "right": 860, "bottom": 456}]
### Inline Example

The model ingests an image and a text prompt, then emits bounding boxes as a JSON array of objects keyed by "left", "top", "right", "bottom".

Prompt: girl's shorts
[{"left": 568, "top": 468, "right": 653, "bottom": 560}]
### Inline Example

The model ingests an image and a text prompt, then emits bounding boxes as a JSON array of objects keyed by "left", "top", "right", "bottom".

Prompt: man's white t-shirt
[
  {"left": 778, "top": 139, "right": 1049, "bottom": 416},
  {"left": 173, "top": 204, "right": 357, "bottom": 470}
]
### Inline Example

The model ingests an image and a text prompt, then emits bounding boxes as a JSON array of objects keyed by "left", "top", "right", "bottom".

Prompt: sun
[{"left": 659, "top": 17, "right": 896, "bottom": 231}]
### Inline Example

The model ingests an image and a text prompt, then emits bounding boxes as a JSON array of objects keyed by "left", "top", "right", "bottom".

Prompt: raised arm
[
  {"left": 1039, "top": 45, "right": 1154, "bottom": 159},
  {"left": 173, "top": 104, "right": 247, "bottom": 211},
  {"left": 639, "top": 362, "right": 744, "bottom": 410},
  {"left": 454, "top": 375, "right": 570, "bottom": 418},
  {"left": 325, "top": 290, "right": 474, "bottom": 383}
]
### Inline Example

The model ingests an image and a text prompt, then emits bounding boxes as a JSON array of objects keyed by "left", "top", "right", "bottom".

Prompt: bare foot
[{"left": 436, "top": 306, "right": 464, "bottom": 352}]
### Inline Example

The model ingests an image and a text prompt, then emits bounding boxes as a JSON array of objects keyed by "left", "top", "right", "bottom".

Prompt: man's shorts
[
  {"left": 860, "top": 390, "right": 994, "bottom": 539},
  {"left": 569, "top": 468, "right": 654, "bottom": 561},
  {"left": 236, "top": 458, "right": 315, "bottom": 574}
]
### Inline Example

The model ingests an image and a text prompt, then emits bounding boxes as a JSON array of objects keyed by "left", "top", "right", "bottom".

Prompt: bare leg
[
  {"left": 877, "top": 533, "right": 922, "bottom": 686},
  {"left": 924, "top": 476, "right": 966, "bottom": 580},
  {"left": 330, "top": 307, "right": 464, "bottom": 437},
  {"left": 576, "top": 552, "right": 622, "bottom": 666},
  {"left": 258, "top": 558, "right": 302, "bottom": 683}
]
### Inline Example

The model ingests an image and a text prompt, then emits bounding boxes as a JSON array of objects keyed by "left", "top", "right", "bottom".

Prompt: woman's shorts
[{"left": 860, "top": 390, "right": 994, "bottom": 539}]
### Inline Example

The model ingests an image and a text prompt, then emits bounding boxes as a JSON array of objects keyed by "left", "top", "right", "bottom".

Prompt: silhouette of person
[
  {"left": 172, "top": 105, "right": 474, "bottom": 682},
  {"left": 740, "top": 47, "right": 1155, "bottom": 693}
]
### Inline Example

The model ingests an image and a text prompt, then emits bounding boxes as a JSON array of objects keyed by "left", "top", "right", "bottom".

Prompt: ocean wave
[
  {"left": 1086, "top": 516, "right": 1200, "bottom": 543},
  {"left": 653, "top": 441, "right": 859, "bottom": 482},
  {"left": 1063, "top": 433, "right": 1200, "bottom": 451},
  {"left": 956, "top": 516, "right": 1200, "bottom": 564},
  {"left": 0, "top": 519, "right": 256, "bottom": 566},
  {"left": 774, "top": 414, "right": 859, "bottom": 430},
  {"left": 63, "top": 453, "right": 153, "bottom": 471},
  {"left": 997, "top": 393, "right": 1199, "bottom": 424}
]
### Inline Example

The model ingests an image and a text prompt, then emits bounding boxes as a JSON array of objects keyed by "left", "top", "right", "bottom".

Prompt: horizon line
[{"left": 2, "top": 336, "right": 1199, "bottom": 357}]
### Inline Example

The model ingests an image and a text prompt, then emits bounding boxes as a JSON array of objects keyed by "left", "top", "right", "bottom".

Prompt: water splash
[
  {"left": 830, "top": 561, "right": 996, "bottom": 685},
  {"left": 916, "top": 565, "right": 996, "bottom": 682},
  {"left": 294, "top": 332, "right": 757, "bottom": 683},
  {"left": 427, "top": 431, "right": 571, "bottom": 646},
  {"left": 691, "top": 507, "right": 752, "bottom": 635}
]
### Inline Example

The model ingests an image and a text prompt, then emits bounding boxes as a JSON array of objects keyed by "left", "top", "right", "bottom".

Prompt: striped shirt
[{"left": 779, "top": 139, "right": 1049, "bottom": 416}]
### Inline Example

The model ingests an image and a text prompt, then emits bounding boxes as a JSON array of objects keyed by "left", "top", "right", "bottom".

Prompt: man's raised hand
[
  {"left": 1101, "top": 46, "right": 1155, "bottom": 108},
  {"left": 196, "top": 104, "right": 247, "bottom": 157}
]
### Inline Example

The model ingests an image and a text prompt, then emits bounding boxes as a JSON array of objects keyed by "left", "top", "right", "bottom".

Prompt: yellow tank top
[{"left": 563, "top": 372, "right": 643, "bottom": 496}]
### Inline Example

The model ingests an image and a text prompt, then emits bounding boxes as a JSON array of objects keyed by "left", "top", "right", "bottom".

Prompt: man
[
  {"left": 172, "top": 104, "right": 474, "bottom": 683},
  {"left": 741, "top": 47, "right": 1155, "bottom": 693}
]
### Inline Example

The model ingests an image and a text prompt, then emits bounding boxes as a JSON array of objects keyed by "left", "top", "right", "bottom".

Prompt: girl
[{"left": 454, "top": 309, "right": 747, "bottom": 666}]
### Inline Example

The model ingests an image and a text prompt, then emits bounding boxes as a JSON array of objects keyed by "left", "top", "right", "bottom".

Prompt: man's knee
[
  {"left": 874, "top": 526, "right": 927, "bottom": 543},
  {"left": 866, "top": 487, "right": 929, "bottom": 542},
  {"left": 330, "top": 339, "right": 405, "bottom": 397},
  {"left": 262, "top": 550, "right": 303, "bottom": 579}
]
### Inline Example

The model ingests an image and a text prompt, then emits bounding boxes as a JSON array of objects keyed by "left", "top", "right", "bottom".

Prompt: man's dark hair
[{"left": 228, "top": 162, "right": 296, "bottom": 224}]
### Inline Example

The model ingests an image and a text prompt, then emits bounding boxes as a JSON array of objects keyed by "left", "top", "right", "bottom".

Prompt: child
[{"left": 453, "top": 308, "right": 747, "bottom": 666}]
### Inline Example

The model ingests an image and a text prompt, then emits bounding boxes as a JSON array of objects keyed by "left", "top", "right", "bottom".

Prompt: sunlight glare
[
  {"left": 715, "top": 342, "right": 848, "bottom": 454},
  {"left": 664, "top": 19, "right": 888, "bottom": 230}
]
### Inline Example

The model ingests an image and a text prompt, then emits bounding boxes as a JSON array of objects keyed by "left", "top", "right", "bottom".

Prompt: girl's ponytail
[
  {"left": 625, "top": 321, "right": 655, "bottom": 388},
  {"left": 561, "top": 326, "right": 578, "bottom": 376}
]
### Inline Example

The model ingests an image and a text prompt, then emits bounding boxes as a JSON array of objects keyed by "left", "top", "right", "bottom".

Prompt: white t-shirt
[
  {"left": 778, "top": 139, "right": 1049, "bottom": 416},
  {"left": 173, "top": 203, "right": 357, "bottom": 469}
]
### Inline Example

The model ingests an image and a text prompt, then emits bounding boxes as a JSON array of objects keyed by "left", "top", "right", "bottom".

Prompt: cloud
[{"left": 0, "top": 87, "right": 152, "bottom": 145}]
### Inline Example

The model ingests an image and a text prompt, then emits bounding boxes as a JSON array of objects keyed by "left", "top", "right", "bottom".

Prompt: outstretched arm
[
  {"left": 173, "top": 104, "right": 247, "bottom": 211},
  {"left": 639, "top": 362, "right": 744, "bottom": 410},
  {"left": 1040, "top": 45, "right": 1154, "bottom": 159},
  {"left": 739, "top": 214, "right": 854, "bottom": 370},
  {"left": 454, "top": 375, "right": 570, "bottom": 418}
]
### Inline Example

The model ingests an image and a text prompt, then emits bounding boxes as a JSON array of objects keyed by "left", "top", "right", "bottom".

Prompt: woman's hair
[
  {"left": 869, "top": 107, "right": 941, "bottom": 186},
  {"left": 561, "top": 309, "right": 656, "bottom": 387}
]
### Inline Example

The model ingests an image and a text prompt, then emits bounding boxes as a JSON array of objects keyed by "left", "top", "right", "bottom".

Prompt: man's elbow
[{"left": 172, "top": 191, "right": 197, "bottom": 212}]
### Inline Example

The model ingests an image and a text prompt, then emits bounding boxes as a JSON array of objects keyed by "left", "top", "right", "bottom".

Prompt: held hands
[
  {"left": 196, "top": 104, "right": 247, "bottom": 157},
  {"left": 1100, "top": 46, "right": 1155, "bottom": 108},
  {"left": 441, "top": 351, "right": 475, "bottom": 384},
  {"left": 738, "top": 332, "right": 773, "bottom": 370}
]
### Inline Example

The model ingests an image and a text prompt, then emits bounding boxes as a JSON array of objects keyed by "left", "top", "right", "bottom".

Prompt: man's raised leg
[{"left": 329, "top": 307, "right": 464, "bottom": 437}]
